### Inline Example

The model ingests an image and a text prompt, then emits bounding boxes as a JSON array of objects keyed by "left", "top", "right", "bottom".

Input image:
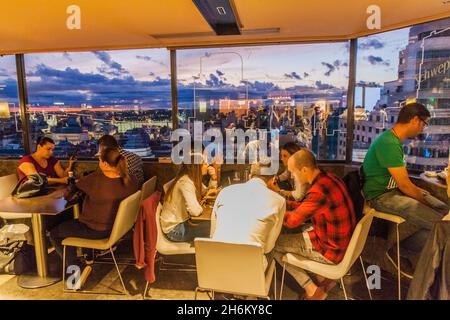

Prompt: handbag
[{"left": 11, "top": 173, "right": 49, "bottom": 198}]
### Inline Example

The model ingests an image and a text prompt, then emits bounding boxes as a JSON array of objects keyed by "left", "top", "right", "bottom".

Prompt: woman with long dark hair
[
  {"left": 49, "top": 147, "right": 138, "bottom": 283},
  {"left": 160, "top": 155, "right": 210, "bottom": 242}
]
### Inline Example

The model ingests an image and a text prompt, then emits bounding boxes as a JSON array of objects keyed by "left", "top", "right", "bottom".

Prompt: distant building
[{"left": 339, "top": 19, "right": 450, "bottom": 170}]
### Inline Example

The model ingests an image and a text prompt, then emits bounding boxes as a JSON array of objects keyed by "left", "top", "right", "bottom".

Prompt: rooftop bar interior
[{"left": 0, "top": 0, "right": 449, "bottom": 301}]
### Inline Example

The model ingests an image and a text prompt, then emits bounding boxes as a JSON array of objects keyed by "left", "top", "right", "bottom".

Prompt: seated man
[
  {"left": 274, "top": 149, "right": 356, "bottom": 300},
  {"left": 362, "top": 103, "right": 449, "bottom": 273},
  {"left": 98, "top": 135, "right": 144, "bottom": 187},
  {"left": 211, "top": 161, "right": 286, "bottom": 269}
]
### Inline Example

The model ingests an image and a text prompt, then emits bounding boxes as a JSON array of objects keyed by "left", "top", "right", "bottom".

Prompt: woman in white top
[{"left": 160, "top": 161, "right": 211, "bottom": 242}]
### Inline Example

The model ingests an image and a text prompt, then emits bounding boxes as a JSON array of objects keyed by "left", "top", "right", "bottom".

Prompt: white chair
[
  {"left": 0, "top": 174, "right": 30, "bottom": 220},
  {"left": 194, "top": 238, "right": 277, "bottom": 300},
  {"left": 140, "top": 176, "right": 157, "bottom": 203},
  {"left": 364, "top": 202, "right": 406, "bottom": 300},
  {"left": 280, "top": 213, "right": 374, "bottom": 300},
  {"left": 155, "top": 203, "right": 196, "bottom": 257},
  {"left": 61, "top": 190, "right": 142, "bottom": 295},
  {"left": 143, "top": 203, "right": 196, "bottom": 298}
]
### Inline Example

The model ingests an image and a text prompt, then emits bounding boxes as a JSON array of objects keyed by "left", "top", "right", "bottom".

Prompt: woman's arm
[
  {"left": 54, "top": 158, "right": 75, "bottom": 178},
  {"left": 180, "top": 180, "right": 203, "bottom": 217},
  {"left": 18, "top": 162, "right": 68, "bottom": 185}
]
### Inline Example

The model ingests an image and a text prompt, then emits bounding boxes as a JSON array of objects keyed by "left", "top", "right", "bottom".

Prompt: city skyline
[{"left": 1, "top": 27, "right": 410, "bottom": 110}]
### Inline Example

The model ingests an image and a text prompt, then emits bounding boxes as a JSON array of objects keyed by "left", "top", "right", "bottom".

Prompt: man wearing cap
[{"left": 210, "top": 161, "right": 286, "bottom": 270}]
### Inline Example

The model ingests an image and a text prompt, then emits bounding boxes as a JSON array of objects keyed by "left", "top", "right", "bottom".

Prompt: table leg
[{"left": 18, "top": 214, "right": 61, "bottom": 288}]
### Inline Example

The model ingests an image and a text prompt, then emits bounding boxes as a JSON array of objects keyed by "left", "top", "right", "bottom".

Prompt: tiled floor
[{"left": 0, "top": 237, "right": 411, "bottom": 300}]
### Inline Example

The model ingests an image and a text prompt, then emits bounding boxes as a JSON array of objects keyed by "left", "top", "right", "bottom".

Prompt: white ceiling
[{"left": 1, "top": 0, "right": 449, "bottom": 54}]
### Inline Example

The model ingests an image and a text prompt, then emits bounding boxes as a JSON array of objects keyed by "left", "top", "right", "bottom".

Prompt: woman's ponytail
[
  {"left": 117, "top": 155, "right": 131, "bottom": 187},
  {"left": 100, "top": 148, "right": 132, "bottom": 187}
]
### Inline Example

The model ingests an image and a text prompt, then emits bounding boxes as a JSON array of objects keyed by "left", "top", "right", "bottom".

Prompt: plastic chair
[
  {"left": 194, "top": 238, "right": 277, "bottom": 300},
  {"left": 280, "top": 213, "right": 374, "bottom": 300},
  {"left": 61, "top": 190, "right": 141, "bottom": 295},
  {"left": 140, "top": 176, "right": 157, "bottom": 203},
  {"left": 0, "top": 174, "right": 30, "bottom": 220},
  {"left": 143, "top": 203, "right": 196, "bottom": 298},
  {"left": 364, "top": 202, "right": 406, "bottom": 300}
]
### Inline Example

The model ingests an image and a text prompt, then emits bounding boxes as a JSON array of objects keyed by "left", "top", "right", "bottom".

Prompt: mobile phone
[{"left": 69, "top": 149, "right": 79, "bottom": 160}]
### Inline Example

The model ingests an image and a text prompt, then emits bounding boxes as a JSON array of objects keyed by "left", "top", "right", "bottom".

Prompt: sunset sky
[{"left": 0, "top": 27, "right": 411, "bottom": 110}]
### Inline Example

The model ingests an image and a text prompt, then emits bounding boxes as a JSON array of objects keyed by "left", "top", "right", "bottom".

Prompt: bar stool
[{"left": 364, "top": 203, "right": 405, "bottom": 300}]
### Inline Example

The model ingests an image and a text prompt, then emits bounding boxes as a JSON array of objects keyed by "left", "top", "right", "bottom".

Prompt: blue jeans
[
  {"left": 369, "top": 189, "right": 449, "bottom": 253},
  {"left": 165, "top": 220, "right": 211, "bottom": 242}
]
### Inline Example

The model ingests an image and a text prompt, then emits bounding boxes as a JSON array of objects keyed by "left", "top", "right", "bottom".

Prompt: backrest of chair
[
  {"left": 141, "top": 176, "right": 157, "bottom": 203},
  {"left": 194, "top": 238, "right": 268, "bottom": 297},
  {"left": 342, "top": 169, "right": 365, "bottom": 222},
  {"left": 155, "top": 202, "right": 164, "bottom": 242},
  {"left": 108, "top": 190, "right": 141, "bottom": 245},
  {"left": 0, "top": 174, "right": 18, "bottom": 200},
  {"left": 154, "top": 203, "right": 196, "bottom": 255},
  {"left": 337, "top": 213, "right": 373, "bottom": 270}
]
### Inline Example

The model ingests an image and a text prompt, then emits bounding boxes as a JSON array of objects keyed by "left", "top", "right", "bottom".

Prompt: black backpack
[
  {"left": 0, "top": 241, "right": 36, "bottom": 275},
  {"left": 342, "top": 167, "right": 365, "bottom": 222},
  {"left": 11, "top": 173, "right": 48, "bottom": 198}
]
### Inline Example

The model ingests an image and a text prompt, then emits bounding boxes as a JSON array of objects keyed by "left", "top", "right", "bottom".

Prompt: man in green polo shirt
[{"left": 363, "top": 103, "right": 449, "bottom": 276}]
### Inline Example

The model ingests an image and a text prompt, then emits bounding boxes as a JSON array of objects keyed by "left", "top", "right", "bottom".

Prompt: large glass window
[
  {"left": 177, "top": 43, "right": 349, "bottom": 160},
  {"left": 0, "top": 55, "right": 23, "bottom": 157},
  {"left": 24, "top": 49, "right": 172, "bottom": 158},
  {"left": 350, "top": 17, "right": 450, "bottom": 171}
]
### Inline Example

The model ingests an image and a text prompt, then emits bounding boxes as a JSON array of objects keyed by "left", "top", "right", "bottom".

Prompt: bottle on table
[{"left": 68, "top": 171, "right": 76, "bottom": 185}]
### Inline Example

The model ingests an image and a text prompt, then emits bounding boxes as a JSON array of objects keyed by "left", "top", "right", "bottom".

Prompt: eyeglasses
[{"left": 420, "top": 118, "right": 429, "bottom": 127}]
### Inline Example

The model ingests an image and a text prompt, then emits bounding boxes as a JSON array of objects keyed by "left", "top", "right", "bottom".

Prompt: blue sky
[{"left": 0, "top": 26, "right": 411, "bottom": 110}]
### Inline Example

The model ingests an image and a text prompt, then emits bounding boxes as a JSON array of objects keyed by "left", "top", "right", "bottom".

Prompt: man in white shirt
[{"left": 210, "top": 161, "right": 286, "bottom": 266}]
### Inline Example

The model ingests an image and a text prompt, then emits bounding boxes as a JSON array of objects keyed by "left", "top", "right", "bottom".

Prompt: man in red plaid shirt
[{"left": 274, "top": 149, "right": 356, "bottom": 300}]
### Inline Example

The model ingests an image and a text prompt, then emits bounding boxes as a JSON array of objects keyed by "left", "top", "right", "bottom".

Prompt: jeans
[
  {"left": 49, "top": 219, "right": 110, "bottom": 267},
  {"left": 165, "top": 220, "right": 211, "bottom": 243},
  {"left": 369, "top": 189, "right": 449, "bottom": 253},
  {"left": 273, "top": 231, "right": 333, "bottom": 288}
]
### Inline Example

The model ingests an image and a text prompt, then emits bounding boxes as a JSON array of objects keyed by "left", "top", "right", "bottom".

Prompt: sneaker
[
  {"left": 318, "top": 278, "right": 337, "bottom": 293},
  {"left": 386, "top": 248, "right": 414, "bottom": 279},
  {"left": 303, "top": 286, "right": 327, "bottom": 300}
]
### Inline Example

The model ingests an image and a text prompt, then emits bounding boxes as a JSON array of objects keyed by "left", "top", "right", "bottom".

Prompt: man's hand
[{"left": 267, "top": 177, "right": 280, "bottom": 192}]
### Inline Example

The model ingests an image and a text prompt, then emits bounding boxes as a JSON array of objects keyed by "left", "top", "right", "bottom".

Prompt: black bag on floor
[
  {"left": 12, "top": 243, "right": 36, "bottom": 275},
  {"left": 0, "top": 241, "right": 35, "bottom": 275}
]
